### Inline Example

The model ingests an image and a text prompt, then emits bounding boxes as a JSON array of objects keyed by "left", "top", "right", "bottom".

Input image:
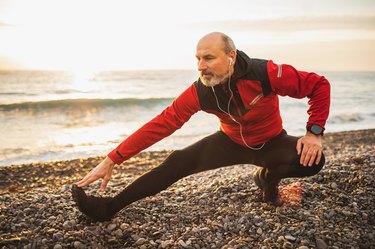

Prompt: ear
[{"left": 229, "top": 50, "right": 236, "bottom": 64}]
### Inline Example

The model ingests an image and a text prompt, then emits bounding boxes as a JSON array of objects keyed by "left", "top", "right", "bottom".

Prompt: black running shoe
[
  {"left": 253, "top": 168, "right": 282, "bottom": 206},
  {"left": 71, "top": 184, "right": 114, "bottom": 222}
]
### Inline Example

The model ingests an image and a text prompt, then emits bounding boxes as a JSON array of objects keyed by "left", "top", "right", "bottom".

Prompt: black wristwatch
[{"left": 307, "top": 124, "right": 324, "bottom": 136}]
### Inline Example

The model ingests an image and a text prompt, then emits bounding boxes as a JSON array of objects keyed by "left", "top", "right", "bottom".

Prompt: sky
[{"left": 0, "top": 0, "right": 374, "bottom": 72}]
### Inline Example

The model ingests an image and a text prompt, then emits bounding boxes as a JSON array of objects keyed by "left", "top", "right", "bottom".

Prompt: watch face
[{"left": 311, "top": 125, "right": 323, "bottom": 135}]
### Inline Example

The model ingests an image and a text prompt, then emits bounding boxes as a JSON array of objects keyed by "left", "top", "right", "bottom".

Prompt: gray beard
[{"left": 200, "top": 72, "right": 227, "bottom": 87}]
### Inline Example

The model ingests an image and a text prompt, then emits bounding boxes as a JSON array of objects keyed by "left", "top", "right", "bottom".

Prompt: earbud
[{"left": 229, "top": 57, "right": 233, "bottom": 65}]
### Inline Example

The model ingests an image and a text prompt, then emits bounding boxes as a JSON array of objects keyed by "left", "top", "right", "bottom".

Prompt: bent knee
[{"left": 302, "top": 153, "right": 326, "bottom": 177}]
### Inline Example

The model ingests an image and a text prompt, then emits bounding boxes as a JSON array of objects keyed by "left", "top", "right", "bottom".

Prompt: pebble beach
[{"left": 1, "top": 129, "right": 374, "bottom": 249}]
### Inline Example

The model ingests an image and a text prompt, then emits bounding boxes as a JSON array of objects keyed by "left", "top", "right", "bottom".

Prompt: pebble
[
  {"left": 285, "top": 235, "right": 296, "bottom": 242},
  {"left": 134, "top": 238, "right": 146, "bottom": 245},
  {"left": 113, "top": 229, "right": 123, "bottom": 238},
  {"left": 0, "top": 130, "right": 374, "bottom": 249},
  {"left": 315, "top": 237, "right": 328, "bottom": 249},
  {"left": 161, "top": 240, "right": 173, "bottom": 248},
  {"left": 63, "top": 220, "right": 72, "bottom": 230},
  {"left": 106, "top": 223, "right": 115, "bottom": 231},
  {"left": 178, "top": 239, "right": 188, "bottom": 248},
  {"left": 61, "top": 184, "right": 69, "bottom": 192},
  {"left": 283, "top": 241, "right": 293, "bottom": 249},
  {"left": 73, "top": 241, "right": 85, "bottom": 249},
  {"left": 52, "top": 232, "right": 63, "bottom": 241},
  {"left": 53, "top": 244, "right": 62, "bottom": 249}
]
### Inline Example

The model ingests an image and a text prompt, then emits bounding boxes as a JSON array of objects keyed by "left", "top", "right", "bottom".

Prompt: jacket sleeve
[
  {"left": 267, "top": 60, "right": 330, "bottom": 131},
  {"left": 107, "top": 84, "right": 201, "bottom": 164}
]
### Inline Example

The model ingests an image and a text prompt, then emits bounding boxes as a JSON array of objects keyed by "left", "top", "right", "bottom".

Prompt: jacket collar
[{"left": 232, "top": 50, "right": 252, "bottom": 81}]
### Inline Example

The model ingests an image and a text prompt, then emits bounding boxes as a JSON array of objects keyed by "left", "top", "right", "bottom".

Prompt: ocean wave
[
  {"left": 0, "top": 92, "right": 38, "bottom": 96},
  {"left": 329, "top": 113, "right": 364, "bottom": 123},
  {"left": 0, "top": 97, "right": 174, "bottom": 111}
]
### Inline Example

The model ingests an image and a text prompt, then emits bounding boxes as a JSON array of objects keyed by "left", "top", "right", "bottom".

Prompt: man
[{"left": 72, "top": 32, "right": 330, "bottom": 221}]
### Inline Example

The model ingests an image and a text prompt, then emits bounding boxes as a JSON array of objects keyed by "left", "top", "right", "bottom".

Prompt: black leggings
[{"left": 110, "top": 130, "right": 325, "bottom": 213}]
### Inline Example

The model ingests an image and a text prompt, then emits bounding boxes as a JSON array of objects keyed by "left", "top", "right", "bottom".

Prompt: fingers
[
  {"left": 100, "top": 178, "right": 110, "bottom": 192},
  {"left": 315, "top": 149, "right": 322, "bottom": 165},
  {"left": 307, "top": 149, "right": 317, "bottom": 166},
  {"left": 300, "top": 145, "right": 308, "bottom": 166},
  {"left": 296, "top": 138, "right": 302, "bottom": 155},
  {"left": 76, "top": 172, "right": 91, "bottom": 187},
  {"left": 76, "top": 168, "right": 101, "bottom": 187},
  {"left": 301, "top": 146, "right": 314, "bottom": 167},
  {"left": 300, "top": 145, "right": 322, "bottom": 167},
  {"left": 76, "top": 174, "right": 100, "bottom": 188},
  {"left": 298, "top": 134, "right": 323, "bottom": 167},
  {"left": 75, "top": 158, "right": 114, "bottom": 189}
]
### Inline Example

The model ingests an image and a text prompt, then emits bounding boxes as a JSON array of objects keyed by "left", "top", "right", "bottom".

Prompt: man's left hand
[{"left": 296, "top": 132, "right": 323, "bottom": 167}]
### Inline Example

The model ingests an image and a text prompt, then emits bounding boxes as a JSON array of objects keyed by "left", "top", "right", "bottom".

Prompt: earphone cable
[{"left": 211, "top": 59, "right": 265, "bottom": 150}]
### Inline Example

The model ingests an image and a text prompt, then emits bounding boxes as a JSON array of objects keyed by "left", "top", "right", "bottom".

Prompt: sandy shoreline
[{"left": 0, "top": 129, "right": 374, "bottom": 248}]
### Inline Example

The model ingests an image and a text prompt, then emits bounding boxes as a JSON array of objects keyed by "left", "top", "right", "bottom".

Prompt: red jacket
[{"left": 108, "top": 50, "right": 330, "bottom": 164}]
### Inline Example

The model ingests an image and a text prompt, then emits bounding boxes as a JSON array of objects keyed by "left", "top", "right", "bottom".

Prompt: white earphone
[{"left": 229, "top": 57, "right": 233, "bottom": 65}]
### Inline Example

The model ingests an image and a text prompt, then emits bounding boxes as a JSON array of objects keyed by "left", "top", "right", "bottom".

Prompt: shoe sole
[
  {"left": 253, "top": 169, "right": 265, "bottom": 191},
  {"left": 71, "top": 184, "right": 83, "bottom": 208}
]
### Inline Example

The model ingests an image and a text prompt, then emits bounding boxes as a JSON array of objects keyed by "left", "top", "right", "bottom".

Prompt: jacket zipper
[
  {"left": 232, "top": 92, "right": 263, "bottom": 118},
  {"left": 249, "top": 93, "right": 263, "bottom": 107},
  {"left": 232, "top": 94, "right": 243, "bottom": 118}
]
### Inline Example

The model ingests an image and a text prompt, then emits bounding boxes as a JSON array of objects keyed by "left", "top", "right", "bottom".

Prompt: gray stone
[
  {"left": 53, "top": 233, "right": 63, "bottom": 241},
  {"left": 285, "top": 235, "right": 296, "bottom": 242},
  {"left": 316, "top": 237, "right": 328, "bottom": 249},
  {"left": 53, "top": 244, "right": 62, "bottom": 249},
  {"left": 107, "top": 223, "right": 117, "bottom": 231},
  {"left": 114, "top": 229, "right": 123, "bottom": 238},
  {"left": 178, "top": 239, "right": 189, "bottom": 248},
  {"left": 63, "top": 220, "right": 72, "bottom": 230},
  {"left": 61, "top": 185, "right": 69, "bottom": 192},
  {"left": 73, "top": 241, "right": 85, "bottom": 249},
  {"left": 161, "top": 240, "right": 173, "bottom": 248},
  {"left": 134, "top": 238, "right": 146, "bottom": 245},
  {"left": 283, "top": 241, "right": 293, "bottom": 249}
]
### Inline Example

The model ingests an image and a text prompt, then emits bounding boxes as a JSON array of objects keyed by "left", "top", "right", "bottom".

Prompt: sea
[{"left": 0, "top": 70, "right": 374, "bottom": 166}]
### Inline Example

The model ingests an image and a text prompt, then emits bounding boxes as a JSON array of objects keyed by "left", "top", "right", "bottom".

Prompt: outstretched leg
[{"left": 72, "top": 131, "right": 252, "bottom": 221}]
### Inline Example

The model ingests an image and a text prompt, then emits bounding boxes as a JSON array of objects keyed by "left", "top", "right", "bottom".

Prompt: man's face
[{"left": 196, "top": 36, "right": 230, "bottom": 87}]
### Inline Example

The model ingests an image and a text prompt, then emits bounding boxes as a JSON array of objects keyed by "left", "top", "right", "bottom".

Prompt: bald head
[
  {"left": 196, "top": 32, "right": 237, "bottom": 87},
  {"left": 198, "top": 32, "right": 236, "bottom": 54}
]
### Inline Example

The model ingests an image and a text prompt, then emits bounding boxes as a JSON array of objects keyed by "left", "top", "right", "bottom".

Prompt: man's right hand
[{"left": 76, "top": 156, "right": 116, "bottom": 191}]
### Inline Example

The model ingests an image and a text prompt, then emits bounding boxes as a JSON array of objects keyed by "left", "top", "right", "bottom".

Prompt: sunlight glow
[
  {"left": 0, "top": 0, "right": 374, "bottom": 71},
  {"left": 53, "top": 123, "right": 123, "bottom": 149},
  {"left": 70, "top": 69, "right": 98, "bottom": 93},
  {"left": 279, "top": 181, "right": 304, "bottom": 207}
]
